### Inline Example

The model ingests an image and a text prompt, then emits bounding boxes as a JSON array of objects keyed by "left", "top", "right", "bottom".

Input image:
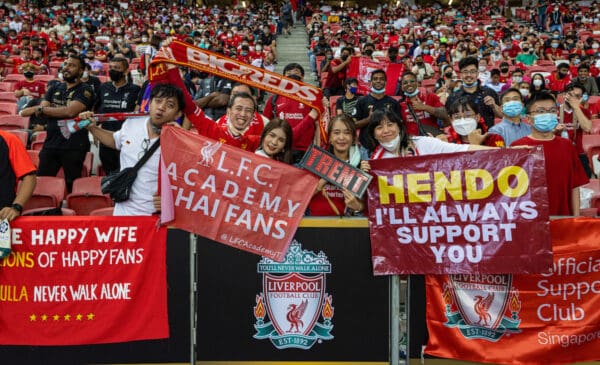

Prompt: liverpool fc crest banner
[
  {"left": 367, "top": 147, "right": 552, "bottom": 275},
  {"left": 0, "top": 216, "right": 167, "bottom": 345},
  {"left": 425, "top": 218, "right": 600, "bottom": 365},
  {"left": 160, "top": 127, "right": 319, "bottom": 261}
]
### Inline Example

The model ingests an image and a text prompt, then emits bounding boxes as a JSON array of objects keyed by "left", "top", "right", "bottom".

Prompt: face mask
[
  {"left": 478, "top": 65, "right": 487, "bottom": 72},
  {"left": 380, "top": 134, "right": 400, "bottom": 152},
  {"left": 583, "top": 93, "right": 589, "bottom": 102},
  {"left": 463, "top": 80, "right": 478, "bottom": 88},
  {"left": 515, "top": 35, "right": 521, "bottom": 40},
  {"left": 82, "top": 71, "right": 89, "bottom": 79},
  {"left": 371, "top": 86, "right": 386, "bottom": 94},
  {"left": 519, "top": 89, "right": 529, "bottom": 97},
  {"left": 445, "top": 72, "right": 453, "bottom": 78},
  {"left": 533, "top": 113, "right": 558, "bottom": 132},
  {"left": 364, "top": 49, "right": 373, "bottom": 56},
  {"left": 427, "top": 40, "right": 433, "bottom": 45},
  {"left": 58, "top": 72, "right": 63, "bottom": 81},
  {"left": 23, "top": 71, "right": 34, "bottom": 78},
  {"left": 502, "top": 101, "right": 523, "bottom": 117},
  {"left": 109, "top": 69, "right": 124, "bottom": 82},
  {"left": 500, "top": 68, "right": 509, "bottom": 73},
  {"left": 349, "top": 86, "right": 357, "bottom": 94},
  {"left": 83, "top": 42, "right": 90, "bottom": 48},
  {"left": 574, "top": 59, "right": 581, "bottom": 65},
  {"left": 452, "top": 117, "right": 478, "bottom": 136},
  {"left": 529, "top": 79, "right": 543, "bottom": 89},
  {"left": 404, "top": 89, "right": 419, "bottom": 97},
  {"left": 593, "top": 44, "right": 599, "bottom": 50},
  {"left": 423, "top": 49, "right": 430, "bottom": 55},
  {"left": 551, "top": 43, "right": 559, "bottom": 49},
  {"left": 512, "top": 76, "right": 522, "bottom": 84},
  {"left": 399, "top": 48, "right": 406, "bottom": 54},
  {"left": 142, "top": 37, "right": 148, "bottom": 42}
]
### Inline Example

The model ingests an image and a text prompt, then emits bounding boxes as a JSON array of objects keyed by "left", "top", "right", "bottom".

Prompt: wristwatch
[
  {"left": 37, "top": 106, "right": 44, "bottom": 115},
  {"left": 11, "top": 203, "right": 23, "bottom": 214}
]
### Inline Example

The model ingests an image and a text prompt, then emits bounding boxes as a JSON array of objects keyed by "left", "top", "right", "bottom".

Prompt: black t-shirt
[
  {"left": 355, "top": 94, "right": 401, "bottom": 150},
  {"left": 43, "top": 81, "right": 95, "bottom": 150},
  {"left": 0, "top": 134, "right": 17, "bottom": 207},
  {"left": 97, "top": 81, "right": 142, "bottom": 131},
  {"left": 336, "top": 95, "right": 358, "bottom": 119},
  {"left": 445, "top": 84, "right": 499, "bottom": 128}
]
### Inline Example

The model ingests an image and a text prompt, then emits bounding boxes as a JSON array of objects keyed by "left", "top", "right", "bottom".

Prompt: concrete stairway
[{"left": 273, "top": 24, "right": 316, "bottom": 85}]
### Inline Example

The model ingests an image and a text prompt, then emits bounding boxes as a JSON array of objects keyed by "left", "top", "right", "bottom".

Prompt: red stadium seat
[
  {"left": 0, "top": 82, "right": 14, "bottom": 92},
  {"left": 0, "top": 115, "right": 28, "bottom": 130},
  {"left": 589, "top": 119, "right": 600, "bottom": 135},
  {"left": 0, "top": 91, "right": 17, "bottom": 103},
  {"left": 6, "top": 129, "right": 27, "bottom": 147},
  {"left": 30, "top": 131, "right": 46, "bottom": 151},
  {"left": 33, "top": 74, "right": 56, "bottom": 83},
  {"left": 582, "top": 135, "right": 600, "bottom": 173},
  {"left": 3, "top": 74, "right": 25, "bottom": 83},
  {"left": 27, "top": 149, "right": 39, "bottom": 167},
  {"left": 329, "top": 95, "right": 341, "bottom": 116},
  {"left": 0, "top": 102, "right": 17, "bottom": 115},
  {"left": 66, "top": 176, "right": 113, "bottom": 215},
  {"left": 22, "top": 176, "right": 67, "bottom": 211},
  {"left": 22, "top": 207, "right": 76, "bottom": 216},
  {"left": 89, "top": 207, "right": 114, "bottom": 216}
]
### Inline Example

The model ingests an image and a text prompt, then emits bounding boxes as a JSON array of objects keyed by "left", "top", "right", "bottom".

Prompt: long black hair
[{"left": 259, "top": 118, "right": 293, "bottom": 164}]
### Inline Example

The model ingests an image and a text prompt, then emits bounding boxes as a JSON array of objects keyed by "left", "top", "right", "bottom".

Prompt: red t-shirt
[
  {"left": 510, "top": 136, "right": 588, "bottom": 216},
  {"left": 398, "top": 92, "right": 442, "bottom": 136},
  {"left": 14, "top": 79, "right": 46, "bottom": 98},
  {"left": 547, "top": 72, "right": 571, "bottom": 93},
  {"left": 322, "top": 58, "right": 346, "bottom": 89},
  {"left": 308, "top": 184, "right": 345, "bottom": 216},
  {"left": 263, "top": 95, "right": 315, "bottom": 152}
]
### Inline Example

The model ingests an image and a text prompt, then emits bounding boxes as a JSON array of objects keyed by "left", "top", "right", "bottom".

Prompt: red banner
[
  {"left": 367, "top": 148, "right": 552, "bottom": 275},
  {"left": 149, "top": 40, "right": 328, "bottom": 145},
  {"left": 426, "top": 218, "right": 600, "bottom": 365},
  {"left": 160, "top": 126, "right": 319, "bottom": 262},
  {"left": 0, "top": 216, "right": 167, "bottom": 345},
  {"left": 346, "top": 56, "right": 403, "bottom": 95}
]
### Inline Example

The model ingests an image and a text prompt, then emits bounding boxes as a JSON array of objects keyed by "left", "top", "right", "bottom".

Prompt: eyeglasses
[
  {"left": 460, "top": 69, "right": 478, "bottom": 75},
  {"left": 138, "top": 138, "right": 150, "bottom": 159},
  {"left": 530, "top": 108, "right": 558, "bottom": 115}
]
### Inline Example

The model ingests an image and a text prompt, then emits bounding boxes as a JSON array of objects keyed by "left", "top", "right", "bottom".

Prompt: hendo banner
[{"left": 367, "top": 147, "right": 552, "bottom": 275}]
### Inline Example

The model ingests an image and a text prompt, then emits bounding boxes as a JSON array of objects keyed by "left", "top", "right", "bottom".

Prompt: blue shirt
[{"left": 488, "top": 118, "right": 532, "bottom": 146}]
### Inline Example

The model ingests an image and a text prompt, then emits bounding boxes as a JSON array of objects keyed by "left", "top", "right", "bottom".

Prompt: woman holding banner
[
  {"left": 307, "top": 114, "right": 365, "bottom": 216},
  {"left": 362, "top": 109, "right": 497, "bottom": 163}
]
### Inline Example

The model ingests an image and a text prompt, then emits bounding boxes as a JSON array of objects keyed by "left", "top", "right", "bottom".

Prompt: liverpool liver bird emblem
[
  {"left": 473, "top": 293, "right": 494, "bottom": 326},
  {"left": 286, "top": 300, "right": 308, "bottom": 333},
  {"left": 198, "top": 141, "right": 222, "bottom": 166}
]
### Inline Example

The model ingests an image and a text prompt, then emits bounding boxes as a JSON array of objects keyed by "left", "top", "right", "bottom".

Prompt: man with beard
[
  {"left": 95, "top": 57, "right": 142, "bottom": 175},
  {"left": 20, "top": 54, "right": 94, "bottom": 191}
]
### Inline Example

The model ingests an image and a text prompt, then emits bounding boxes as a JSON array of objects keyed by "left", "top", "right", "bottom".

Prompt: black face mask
[
  {"left": 364, "top": 49, "right": 373, "bottom": 56},
  {"left": 444, "top": 72, "right": 453, "bottom": 78},
  {"left": 23, "top": 71, "right": 35, "bottom": 78},
  {"left": 109, "top": 69, "right": 124, "bottom": 82},
  {"left": 500, "top": 68, "right": 509, "bottom": 73}
]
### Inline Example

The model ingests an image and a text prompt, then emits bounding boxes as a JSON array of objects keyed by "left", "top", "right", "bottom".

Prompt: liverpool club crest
[
  {"left": 443, "top": 274, "right": 522, "bottom": 341},
  {"left": 253, "top": 240, "right": 334, "bottom": 350}
]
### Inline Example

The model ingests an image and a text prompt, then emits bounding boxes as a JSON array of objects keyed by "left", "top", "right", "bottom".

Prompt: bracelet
[{"left": 11, "top": 203, "right": 23, "bottom": 214}]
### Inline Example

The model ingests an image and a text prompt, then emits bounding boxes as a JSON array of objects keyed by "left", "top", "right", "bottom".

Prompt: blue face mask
[
  {"left": 349, "top": 86, "right": 357, "bottom": 94},
  {"left": 533, "top": 113, "right": 558, "bottom": 132},
  {"left": 583, "top": 93, "right": 589, "bottom": 102},
  {"left": 404, "top": 89, "right": 419, "bottom": 97},
  {"left": 502, "top": 101, "right": 523, "bottom": 117},
  {"left": 371, "top": 86, "right": 386, "bottom": 94},
  {"left": 423, "top": 49, "right": 430, "bottom": 55}
]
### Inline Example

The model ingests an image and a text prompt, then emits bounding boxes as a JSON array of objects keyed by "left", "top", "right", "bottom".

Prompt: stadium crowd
[{"left": 2, "top": 0, "right": 600, "bottom": 221}]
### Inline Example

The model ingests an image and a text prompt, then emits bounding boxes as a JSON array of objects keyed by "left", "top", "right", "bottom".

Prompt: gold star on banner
[
  {"left": 87, "top": 313, "right": 95, "bottom": 320},
  {"left": 53, "top": 314, "right": 60, "bottom": 321},
  {"left": 29, "top": 314, "right": 37, "bottom": 321},
  {"left": 41, "top": 314, "right": 48, "bottom": 321},
  {"left": 64, "top": 314, "right": 71, "bottom": 321},
  {"left": 76, "top": 314, "right": 83, "bottom": 321}
]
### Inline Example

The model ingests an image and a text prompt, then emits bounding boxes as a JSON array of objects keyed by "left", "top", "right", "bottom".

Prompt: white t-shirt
[
  {"left": 112, "top": 117, "right": 160, "bottom": 216},
  {"left": 380, "top": 136, "right": 470, "bottom": 159}
]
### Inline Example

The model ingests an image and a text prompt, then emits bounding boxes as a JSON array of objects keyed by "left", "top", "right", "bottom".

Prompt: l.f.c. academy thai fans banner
[
  {"left": 346, "top": 56, "right": 404, "bottom": 95},
  {"left": 160, "top": 126, "right": 319, "bottom": 262},
  {"left": 367, "top": 147, "right": 551, "bottom": 275},
  {"left": 425, "top": 218, "right": 600, "bottom": 365},
  {"left": 0, "top": 216, "right": 167, "bottom": 345}
]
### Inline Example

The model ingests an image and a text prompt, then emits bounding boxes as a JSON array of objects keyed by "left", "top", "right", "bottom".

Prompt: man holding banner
[{"left": 81, "top": 84, "right": 184, "bottom": 216}]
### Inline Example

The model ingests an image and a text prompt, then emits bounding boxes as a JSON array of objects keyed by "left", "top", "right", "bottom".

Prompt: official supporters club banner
[
  {"left": 426, "top": 218, "right": 600, "bottom": 365},
  {"left": 0, "top": 216, "right": 168, "bottom": 345},
  {"left": 367, "top": 147, "right": 552, "bottom": 275},
  {"left": 160, "top": 126, "right": 319, "bottom": 262}
]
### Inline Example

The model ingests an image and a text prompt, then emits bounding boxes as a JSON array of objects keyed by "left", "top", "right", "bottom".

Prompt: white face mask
[
  {"left": 452, "top": 117, "right": 478, "bottom": 136},
  {"left": 533, "top": 79, "right": 543, "bottom": 87},
  {"left": 519, "top": 88, "right": 530, "bottom": 97},
  {"left": 380, "top": 134, "right": 401, "bottom": 152}
]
